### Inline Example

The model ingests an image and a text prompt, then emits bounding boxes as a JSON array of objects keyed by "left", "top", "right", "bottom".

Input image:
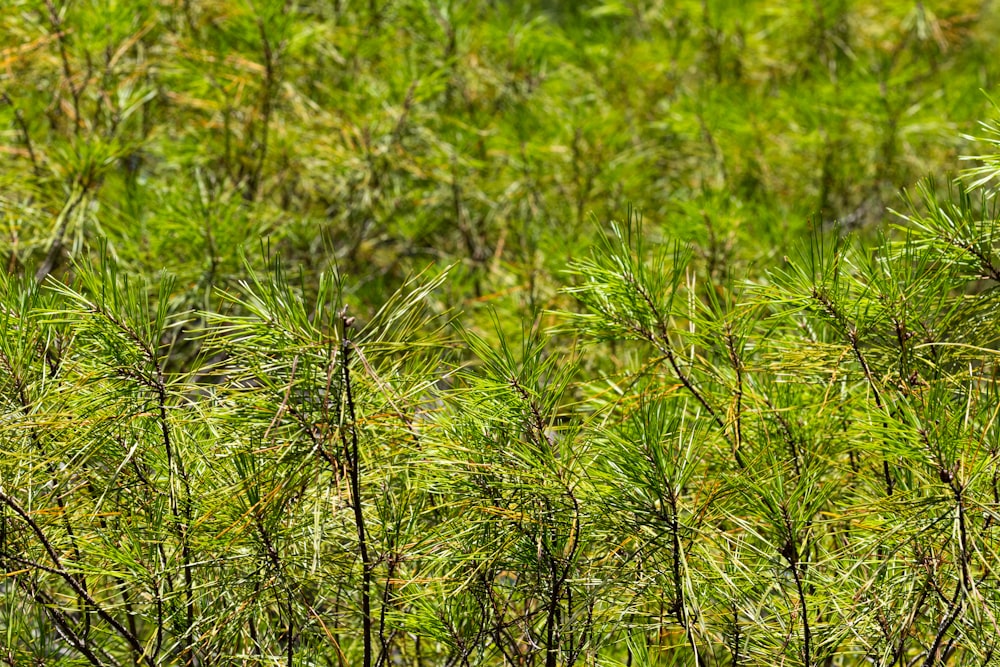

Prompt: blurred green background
[{"left": 2, "top": 0, "right": 998, "bottom": 337}]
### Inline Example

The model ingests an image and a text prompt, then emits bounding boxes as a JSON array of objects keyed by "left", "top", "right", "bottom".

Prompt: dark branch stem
[
  {"left": 339, "top": 310, "right": 373, "bottom": 667},
  {"left": 0, "top": 489, "right": 152, "bottom": 666}
]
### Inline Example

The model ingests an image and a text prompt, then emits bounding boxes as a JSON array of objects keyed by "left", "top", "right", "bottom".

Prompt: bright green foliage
[
  {"left": 5, "top": 1, "right": 1000, "bottom": 666},
  {"left": 3, "top": 0, "right": 1000, "bottom": 308},
  {"left": 10, "top": 187, "right": 1000, "bottom": 664}
]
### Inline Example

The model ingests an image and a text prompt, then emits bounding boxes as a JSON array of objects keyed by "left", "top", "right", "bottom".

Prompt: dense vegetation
[{"left": 4, "top": 1, "right": 1000, "bottom": 665}]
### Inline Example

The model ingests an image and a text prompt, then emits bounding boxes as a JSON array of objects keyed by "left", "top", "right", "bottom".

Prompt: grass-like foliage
[
  {"left": 5, "top": 1, "right": 1000, "bottom": 666},
  {"left": 4, "top": 189, "right": 1000, "bottom": 665}
]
